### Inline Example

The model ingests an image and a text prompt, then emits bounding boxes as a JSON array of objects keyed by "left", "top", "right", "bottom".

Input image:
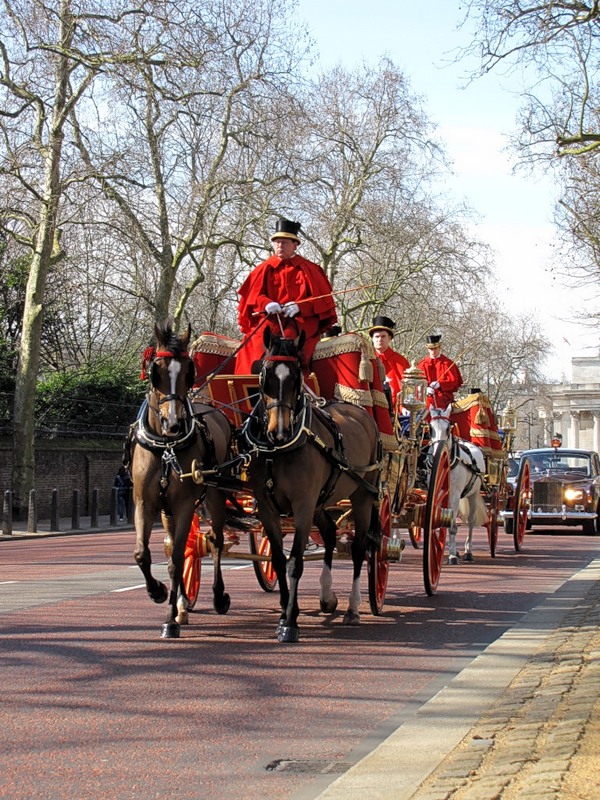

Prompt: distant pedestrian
[{"left": 114, "top": 465, "right": 132, "bottom": 521}]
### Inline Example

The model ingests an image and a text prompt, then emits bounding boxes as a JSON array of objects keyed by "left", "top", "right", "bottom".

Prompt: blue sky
[{"left": 295, "top": 0, "right": 590, "bottom": 377}]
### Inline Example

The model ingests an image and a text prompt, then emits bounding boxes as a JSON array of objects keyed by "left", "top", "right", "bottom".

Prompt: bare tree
[
  {"left": 461, "top": 2, "right": 600, "bottom": 347},
  {"left": 70, "top": 0, "right": 310, "bottom": 333},
  {"left": 0, "top": 0, "right": 170, "bottom": 515}
]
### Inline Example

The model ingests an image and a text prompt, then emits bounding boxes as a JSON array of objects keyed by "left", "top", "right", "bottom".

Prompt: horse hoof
[
  {"left": 160, "top": 622, "right": 180, "bottom": 639},
  {"left": 320, "top": 595, "right": 338, "bottom": 614},
  {"left": 150, "top": 582, "right": 168, "bottom": 604},
  {"left": 463, "top": 552, "right": 475, "bottom": 562},
  {"left": 214, "top": 593, "right": 231, "bottom": 615},
  {"left": 277, "top": 626, "right": 300, "bottom": 643},
  {"left": 342, "top": 610, "right": 360, "bottom": 626},
  {"left": 448, "top": 555, "right": 459, "bottom": 566}
]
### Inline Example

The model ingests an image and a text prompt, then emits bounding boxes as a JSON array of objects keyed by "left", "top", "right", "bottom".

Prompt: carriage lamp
[
  {"left": 500, "top": 399, "right": 517, "bottom": 433},
  {"left": 401, "top": 362, "right": 427, "bottom": 412}
]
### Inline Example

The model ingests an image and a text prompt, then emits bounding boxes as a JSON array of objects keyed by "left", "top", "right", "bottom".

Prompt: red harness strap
[{"left": 140, "top": 347, "right": 189, "bottom": 379}]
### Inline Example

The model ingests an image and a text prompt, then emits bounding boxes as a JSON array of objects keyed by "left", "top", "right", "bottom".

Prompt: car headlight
[{"left": 564, "top": 488, "right": 584, "bottom": 502}]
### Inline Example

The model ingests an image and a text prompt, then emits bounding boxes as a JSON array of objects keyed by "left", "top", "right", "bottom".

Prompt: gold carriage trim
[
  {"left": 379, "top": 431, "right": 398, "bottom": 453},
  {"left": 469, "top": 426, "right": 502, "bottom": 444},
  {"left": 371, "top": 388, "right": 391, "bottom": 410},
  {"left": 190, "top": 332, "right": 240, "bottom": 358},
  {"left": 453, "top": 392, "right": 493, "bottom": 426},
  {"left": 313, "top": 332, "right": 374, "bottom": 383},
  {"left": 334, "top": 382, "right": 373, "bottom": 407}
]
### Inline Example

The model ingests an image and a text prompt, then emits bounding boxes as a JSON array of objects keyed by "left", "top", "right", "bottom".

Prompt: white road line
[{"left": 112, "top": 584, "right": 146, "bottom": 593}]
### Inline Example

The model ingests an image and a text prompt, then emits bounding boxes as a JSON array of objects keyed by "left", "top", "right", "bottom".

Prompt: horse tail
[{"left": 458, "top": 492, "right": 488, "bottom": 527}]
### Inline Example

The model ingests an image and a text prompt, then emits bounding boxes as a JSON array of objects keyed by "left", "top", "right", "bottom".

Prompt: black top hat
[
  {"left": 270, "top": 218, "right": 301, "bottom": 243},
  {"left": 426, "top": 334, "right": 442, "bottom": 348},
  {"left": 369, "top": 315, "right": 396, "bottom": 337}
]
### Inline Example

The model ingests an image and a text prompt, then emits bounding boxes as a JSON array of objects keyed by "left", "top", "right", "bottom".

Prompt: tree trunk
[{"left": 11, "top": 2, "right": 71, "bottom": 518}]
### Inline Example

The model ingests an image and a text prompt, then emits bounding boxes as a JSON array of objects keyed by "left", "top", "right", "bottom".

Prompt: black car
[{"left": 503, "top": 447, "right": 600, "bottom": 535}]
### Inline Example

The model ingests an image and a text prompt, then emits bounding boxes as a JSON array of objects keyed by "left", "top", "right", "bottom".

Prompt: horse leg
[
  {"left": 277, "top": 509, "right": 313, "bottom": 643},
  {"left": 206, "top": 489, "right": 231, "bottom": 615},
  {"left": 133, "top": 500, "right": 168, "bottom": 604},
  {"left": 343, "top": 492, "right": 372, "bottom": 626},
  {"left": 448, "top": 479, "right": 461, "bottom": 566},
  {"left": 462, "top": 496, "right": 476, "bottom": 562},
  {"left": 258, "top": 513, "right": 289, "bottom": 638},
  {"left": 448, "top": 520, "right": 460, "bottom": 565},
  {"left": 161, "top": 503, "right": 196, "bottom": 639},
  {"left": 315, "top": 509, "right": 338, "bottom": 614}
]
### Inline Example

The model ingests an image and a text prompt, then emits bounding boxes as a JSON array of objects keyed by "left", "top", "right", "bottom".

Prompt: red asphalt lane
[{"left": 1, "top": 528, "right": 599, "bottom": 800}]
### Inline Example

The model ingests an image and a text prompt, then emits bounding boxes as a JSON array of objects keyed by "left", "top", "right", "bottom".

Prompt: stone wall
[{"left": 0, "top": 438, "right": 124, "bottom": 517}]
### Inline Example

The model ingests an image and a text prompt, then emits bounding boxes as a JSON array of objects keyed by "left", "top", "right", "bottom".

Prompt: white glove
[
  {"left": 282, "top": 302, "right": 300, "bottom": 318},
  {"left": 430, "top": 381, "right": 440, "bottom": 390},
  {"left": 426, "top": 386, "right": 435, "bottom": 396},
  {"left": 265, "top": 302, "right": 282, "bottom": 314}
]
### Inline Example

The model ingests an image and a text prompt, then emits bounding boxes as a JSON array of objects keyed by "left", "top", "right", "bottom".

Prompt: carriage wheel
[
  {"left": 183, "top": 515, "right": 203, "bottom": 610},
  {"left": 423, "top": 442, "right": 451, "bottom": 596},
  {"left": 409, "top": 521, "right": 422, "bottom": 549},
  {"left": 391, "top": 456, "right": 409, "bottom": 517},
  {"left": 486, "top": 490, "right": 499, "bottom": 558},
  {"left": 249, "top": 526, "right": 278, "bottom": 592},
  {"left": 513, "top": 458, "right": 531, "bottom": 552},
  {"left": 368, "top": 488, "right": 391, "bottom": 616}
]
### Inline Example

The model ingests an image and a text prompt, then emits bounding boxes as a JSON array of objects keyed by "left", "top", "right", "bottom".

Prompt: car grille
[{"left": 532, "top": 482, "right": 563, "bottom": 511}]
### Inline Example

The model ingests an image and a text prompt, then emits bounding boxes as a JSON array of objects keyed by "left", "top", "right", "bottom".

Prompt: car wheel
[
  {"left": 504, "top": 516, "right": 513, "bottom": 535},
  {"left": 583, "top": 518, "right": 596, "bottom": 536}
]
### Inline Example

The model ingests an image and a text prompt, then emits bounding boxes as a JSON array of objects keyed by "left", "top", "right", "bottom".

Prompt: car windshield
[
  {"left": 528, "top": 453, "right": 591, "bottom": 476},
  {"left": 508, "top": 458, "right": 520, "bottom": 478}
]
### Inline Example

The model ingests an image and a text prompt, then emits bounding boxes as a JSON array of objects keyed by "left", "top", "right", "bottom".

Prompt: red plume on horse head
[{"left": 140, "top": 320, "right": 192, "bottom": 380}]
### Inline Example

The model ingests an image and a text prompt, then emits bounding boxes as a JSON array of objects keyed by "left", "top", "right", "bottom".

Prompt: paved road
[{"left": 1, "top": 526, "right": 599, "bottom": 800}]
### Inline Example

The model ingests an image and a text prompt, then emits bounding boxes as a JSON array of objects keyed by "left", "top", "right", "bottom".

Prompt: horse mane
[
  {"left": 155, "top": 321, "right": 191, "bottom": 356},
  {"left": 266, "top": 336, "right": 300, "bottom": 359},
  {"left": 263, "top": 326, "right": 305, "bottom": 361}
]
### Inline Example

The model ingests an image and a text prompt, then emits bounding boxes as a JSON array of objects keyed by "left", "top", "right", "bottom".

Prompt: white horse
[{"left": 428, "top": 405, "right": 488, "bottom": 564}]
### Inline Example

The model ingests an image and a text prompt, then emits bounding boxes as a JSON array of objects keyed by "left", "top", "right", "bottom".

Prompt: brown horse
[
  {"left": 242, "top": 327, "right": 381, "bottom": 642},
  {"left": 130, "top": 322, "right": 232, "bottom": 638}
]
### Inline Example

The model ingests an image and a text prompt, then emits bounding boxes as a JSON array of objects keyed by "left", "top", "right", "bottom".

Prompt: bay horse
[
  {"left": 130, "top": 322, "right": 232, "bottom": 638},
  {"left": 428, "top": 405, "right": 487, "bottom": 563},
  {"left": 242, "top": 327, "right": 381, "bottom": 643}
]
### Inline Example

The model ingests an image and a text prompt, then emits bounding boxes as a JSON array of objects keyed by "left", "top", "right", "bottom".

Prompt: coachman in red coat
[
  {"left": 236, "top": 218, "right": 337, "bottom": 374},
  {"left": 368, "top": 315, "right": 410, "bottom": 409},
  {"left": 417, "top": 334, "right": 463, "bottom": 409}
]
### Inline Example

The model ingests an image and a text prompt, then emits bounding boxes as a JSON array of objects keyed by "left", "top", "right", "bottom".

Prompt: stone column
[
  {"left": 569, "top": 410, "right": 580, "bottom": 449},
  {"left": 593, "top": 412, "right": 600, "bottom": 454},
  {"left": 553, "top": 412, "right": 564, "bottom": 445}
]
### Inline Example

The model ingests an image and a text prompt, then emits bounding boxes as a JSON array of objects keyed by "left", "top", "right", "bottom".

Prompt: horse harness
[
  {"left": 450, "top": 437, "right": 483, "bottom": 498},
  {"left": 242, "top": 393, "right": 380, "bottom": 514},
  {"left": 126, "top": 396, "right": 217, "bottom": 516}
]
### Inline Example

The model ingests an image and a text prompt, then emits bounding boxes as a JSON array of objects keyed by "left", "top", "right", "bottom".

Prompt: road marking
[
  {"left": 0, "top": 580, "right": 18, "bottom": 585},
  {"left": 112, "top": 584, "right": 146, "bottom": 592}
]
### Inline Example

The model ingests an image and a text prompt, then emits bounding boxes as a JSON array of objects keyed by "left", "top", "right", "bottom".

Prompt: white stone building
[{"left": 547, "top": 357, "right": 600, "bottom": 452}]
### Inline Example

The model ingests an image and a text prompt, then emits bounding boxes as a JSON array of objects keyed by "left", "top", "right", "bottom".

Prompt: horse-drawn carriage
[{"left": 128, "top": 322, "right": 512, "bottom": 641}]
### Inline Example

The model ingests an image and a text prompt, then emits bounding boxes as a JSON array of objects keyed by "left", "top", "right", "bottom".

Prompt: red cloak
[{"left": 236, "top": 254, "right": 337, "bottom": 374}]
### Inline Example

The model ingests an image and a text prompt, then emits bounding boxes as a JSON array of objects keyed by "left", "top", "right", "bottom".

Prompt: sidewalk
[
  {"left": 0, "top": 513, "right": 127, "bottom": 539},
  {"left": 313, "top": 557, "right": 600, "bottom": 800}
]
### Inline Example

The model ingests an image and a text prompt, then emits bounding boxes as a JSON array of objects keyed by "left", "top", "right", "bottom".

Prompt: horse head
[
  {"left": 259, "top": 327, "right": 306, "bottom": 445},
  {"left": 147, "top": 321, "right": 196, "bottom": 437},
  {"left": 428, "top": 404, "right": 454, "bottom": 446}
]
